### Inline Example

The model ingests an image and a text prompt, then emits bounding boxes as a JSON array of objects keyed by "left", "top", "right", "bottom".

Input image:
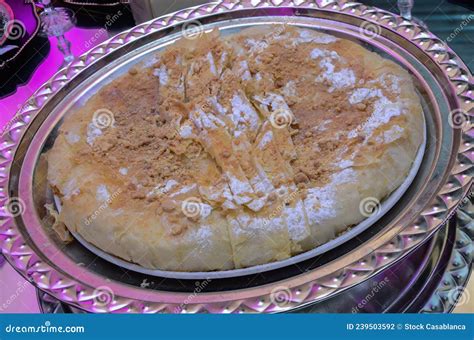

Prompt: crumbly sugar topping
[
  {"left": 62, "top": 26, "right": 413, "bottom": 239},
  {"left": 96, "top": 184, "right": 110, "bottom": 202},
  {"left": 86, "top": 122, "right": 103, "bottom": 146}
]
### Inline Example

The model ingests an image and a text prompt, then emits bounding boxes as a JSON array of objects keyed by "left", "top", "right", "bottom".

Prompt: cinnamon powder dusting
[{"left": 65, "top": 26, "right": 408, "bottom": 220}]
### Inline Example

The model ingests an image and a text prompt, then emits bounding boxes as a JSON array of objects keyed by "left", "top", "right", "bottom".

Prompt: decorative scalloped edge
[
  {"left": 421, "top": 198, "right": 473, "bottom": 313},
  {"left": 0, "top": 0, "right": 472, "bottom": 313}
]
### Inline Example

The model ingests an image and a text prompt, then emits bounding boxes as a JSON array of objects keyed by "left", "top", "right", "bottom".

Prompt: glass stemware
[
  {"left": 397, "top": 0, "right": 427, "bottom": 28},
  {"left": 37, "top": 0, "right": 76, "bottom": 65}
]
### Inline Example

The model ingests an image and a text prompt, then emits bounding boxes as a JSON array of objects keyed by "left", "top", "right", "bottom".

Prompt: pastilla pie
[{"left": 47, "top": 26, "right": 424, "bottom": 271}]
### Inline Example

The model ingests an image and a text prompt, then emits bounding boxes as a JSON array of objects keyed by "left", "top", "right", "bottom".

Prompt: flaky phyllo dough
[{"left": 47, "top": 26, "right": 424, "bottom": 271}]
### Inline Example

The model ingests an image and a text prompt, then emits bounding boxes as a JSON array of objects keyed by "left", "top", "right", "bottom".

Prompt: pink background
[{"left": 0, "top": 26, "right": 108, "bottom": 313}]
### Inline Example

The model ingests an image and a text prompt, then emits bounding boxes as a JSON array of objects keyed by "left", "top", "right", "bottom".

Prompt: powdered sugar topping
[
  {"left": 153, "top": 65, "right": 169, "bottom": 86},
  {"left": 231, "top": 94, "right": 261, "bottom": 132},
  {"left": 245, "top": 39, "right": 269, "bottom": 54},
  {"left": 206, "top": 52, "right": 217, "bottom": 76},
  {"left": 295, "top": 30, "right": 338, "bottom": 45},
  {"left": 304, "top": 168, "right": 356, "bottom": 222},
  {"left": 96, "top": 184, "right": 110, "bottom": 202},
  {"left": 311, "top": 49, "right": 355, "bottom": 92},
  {"left": 349, "top": 88, "right": 381, "bottom": 104},
  {"left": 86, "top": 122, "right": 103, "bottom": 146},
  {"left": 258, "top": 130, "right": 273, "bottom": 149},
  {"left": 348, "top": 92, "right": 403, "bottom": 139},
  {"left": 66, "top": 133, "right": 80, "bottom": 144}
]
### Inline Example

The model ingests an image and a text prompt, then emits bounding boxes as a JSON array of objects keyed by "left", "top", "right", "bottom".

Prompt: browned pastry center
[{"left": 47, "top": 26, "right": 424, "bottom": 271}]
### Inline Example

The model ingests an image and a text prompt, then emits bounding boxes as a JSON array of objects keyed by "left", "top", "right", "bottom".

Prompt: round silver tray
[{"left": 0, "top": 0, "right": 472, "bottom": 313}]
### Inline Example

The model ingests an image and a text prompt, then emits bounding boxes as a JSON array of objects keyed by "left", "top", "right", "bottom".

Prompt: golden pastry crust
[{"left": 47, "top": 26, "right": 424, "bottom": 271}]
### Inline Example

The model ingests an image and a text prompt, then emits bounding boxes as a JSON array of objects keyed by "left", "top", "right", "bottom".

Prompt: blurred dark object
[
  {"left": 448, "top": 0, "right": 474, "bottom": 11},
  {"left": 0, "top": 0, "right": 50, "bottom": 98},
  {"left": 366, "top": 0, "right": 474, "bottom": 72},
  {"left": 59, "top": 0, "right": 128, "bottom": 4},
  {"left": 53, "top": 0, "right": 134, "bottom": 29},
  {"left": 0, "top": 0, "right": 41, "bottom": 67},
  {"left": 129, "top": 0, "right": 208, "bottom": 24}
]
